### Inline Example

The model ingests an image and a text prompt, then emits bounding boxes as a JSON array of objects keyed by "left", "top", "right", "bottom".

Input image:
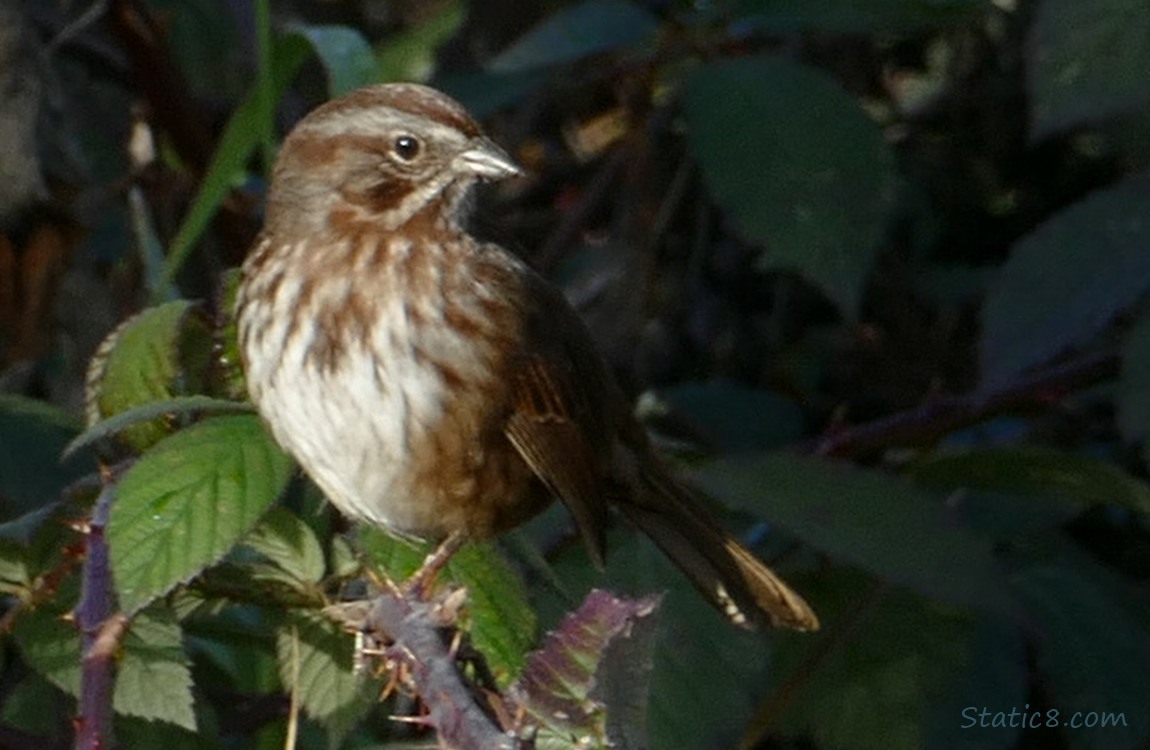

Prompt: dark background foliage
[{"left": 1, "top": 0, "right": 1149, "bottom": 748}]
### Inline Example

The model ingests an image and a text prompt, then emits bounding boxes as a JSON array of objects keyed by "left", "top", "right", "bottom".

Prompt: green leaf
[
  {"left": 1118, "top": 305, "right": 1150, "bottom": 448},
  {"left": 11, "top": 604, "right": 81, "bottom": 696},
  {"left": 980, "top": 169, "right": 1150, "bottom": 390},
  {"left": 773, "top": 568, "right": 974, "bottom": 750},
  {"left": 285, "top": 23, "right": 377, "bottom": 97},
  {"left": 116, "top": 716, "right": 222, "bottom": 750},
  {"left": 1012, "top": 565, "right": 1150, "bottom": 750},
  {"left": 533, "top": 526, "right": 775, "bottom": 750},
  {"left": 488, "top": 0, "right": 659, "bottom": 72},
  {"left": 115, "top": 607, "right": 196, "bottom": 729},
  {"left": 110, "top": 415, "right": 292, "bottom": 613},
  {"left": 512, "top": 590, "right": 659, "bottom": 748},
  {"left": 694, "top": 453, "right": 1016, "bottom": 616},
  {"left": 86, "top": 300, "right": 196, "bottom": 451},
  {"left": 65, "top": 395, "right": 254, "bottom": 460},
  {"left": 1028, "top": 0, "right": 1150, "bottom": 139},
  {"left": 924, "top": 619, "right": 1027, "bottom": 750},
  {"left": 376, "top": 0, "right": 465, "bottom": 82},
  {"left": 0, "top": 394, "right": 89, "bottom": 518},
  {"left": 358, "top": 530, "right": 536, "bottom": 681},
  {"left": 683, "top": 56, "right": 899, "bottom": 317},
  {"left": 733, "top": 0, "right": 990, "bottom": 33},
  {"left": 446, "top": 542, "right": 536, "bottom": 681},
  {"left": 276, "top": 610, "right": 375, "bottom": 742},
  {"left": 356, "top": 525, "right": 427, "bottom": 582},
  {"left": 242, "top": 506, "right": 326, "bottom": 584},
  {"left": 0, "top": 672, "right": 73, "bottom": 742},
  {"left": 910, "top": 447, "right": 1150, "bottom": 515},
  {"left": 654, "top": 379, "right": 805, "bottom": 452}
]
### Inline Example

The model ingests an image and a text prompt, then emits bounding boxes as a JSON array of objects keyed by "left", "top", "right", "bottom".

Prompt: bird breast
[{"left": 238, "top": 232, "right": 542, "bottom": 540}]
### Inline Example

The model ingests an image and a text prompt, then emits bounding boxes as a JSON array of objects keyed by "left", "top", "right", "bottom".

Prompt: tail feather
[{"left": 619, "top": 469, "right": 819, "bottom": 631}]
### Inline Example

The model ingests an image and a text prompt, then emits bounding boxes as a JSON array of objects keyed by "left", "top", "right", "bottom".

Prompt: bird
[{"left": 235, "top": 82, "right": 818, "bottom": 631}]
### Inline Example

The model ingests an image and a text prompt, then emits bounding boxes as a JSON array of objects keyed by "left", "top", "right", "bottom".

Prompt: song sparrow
[{"left": 236, "top": 83, "right": 818, "bottom": 631}]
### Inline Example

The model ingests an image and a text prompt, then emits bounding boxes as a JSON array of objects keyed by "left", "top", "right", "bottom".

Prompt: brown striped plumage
[{"left": 236, "top": 83, "right": 818, "bottom": 631}]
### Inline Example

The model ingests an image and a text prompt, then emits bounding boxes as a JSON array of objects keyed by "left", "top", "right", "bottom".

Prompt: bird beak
[{"left": 456, "top": 139, "right": 523, "bottom": 181}]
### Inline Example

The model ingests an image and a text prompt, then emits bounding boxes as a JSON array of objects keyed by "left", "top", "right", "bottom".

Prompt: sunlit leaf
[
  {"left": 446, "top": 542, "right": 536, "bottom": 681},
  {"left": 358, "top": 530, "right": 536, "bottom": 681},
  {"left": 115, "top": 607, "right": 196, "bottom": 729},
  {"left": 85, "top": 301, "right": 197, "bottom": 452},
  {"left": 110, "top": 415, "right": 292, "bottom": 613}
]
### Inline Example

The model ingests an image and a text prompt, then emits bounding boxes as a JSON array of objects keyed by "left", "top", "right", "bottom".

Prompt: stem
[
  {"left": 805, "top": 349, "right": 1119, "bottom": 457},
  {"left": 74, "top": 479, "right": 118, "bottom": 750}
]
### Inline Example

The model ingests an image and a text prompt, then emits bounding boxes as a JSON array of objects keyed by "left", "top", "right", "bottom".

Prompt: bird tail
[{"left": 618, "top": 464, "right": 819, "bottom": 632}]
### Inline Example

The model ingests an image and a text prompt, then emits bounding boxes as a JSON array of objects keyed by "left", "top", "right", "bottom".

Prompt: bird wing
[{"left": 503, "top": 276, "right": 617, "bottom": 567}]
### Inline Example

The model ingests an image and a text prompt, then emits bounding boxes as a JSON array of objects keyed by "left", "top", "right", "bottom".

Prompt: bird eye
[{"left": 392, "top": 134, "right": 421, "bottom": 161}]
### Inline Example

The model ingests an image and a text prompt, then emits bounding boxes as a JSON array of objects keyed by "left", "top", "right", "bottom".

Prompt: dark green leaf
[
  {"left": 684, "top": 56, "right": 899, "bottom": 316},
  {"left": 0, "top": 394, "right": 89, "bottom": 518},
  {"left": 11, "top": 604, "right": 81, "bottom": 696},
  {"left": 980, "top": 169, "right": 1150, "bottom": 389},
  {"left": 911, "top": 447, "right": 1150, "bottom": 514},
  {"left": 276, "top": 610, "right": 375, "bottom": 742},
  {"left": 110, "top": 415, "right": 292, "bottom": 613},
  {"left": 1118, "top": 305, "right": 1150, "bottom": 449},
  {"left": 773, "top": 567, "right": 974, "bottom": 750},
  {"left": 115, "top": 607, "right": 196, "bottom": 729},
  {"left": 1028, "top": 0, "right": 1150, "bottom": 139},
  {"left": 285, "top": 23, "right": 377, "bottom": 97},
  {"left": 1013, "top": 565, "right": 1150, "bottom": 750},
  {"left": 734, "top": 0, "right": 989, "bottom": 33},
  {"left": 116, "top": 716, "right": 222, "bottom": 750},
  {"left": 695, "top": 453, "right": 1016, "bottom": 616},
  {"left": 654, "top": 380, "right": 805, "bottom": 452},
  {"left": 488, "top": 0, "right": 658, "bottom": 72},
  {"left": 925, "top": 619, "right": 1027, "bottom": 750},
  {"left": 0, "top": 672, "right": 73, "bottom": 742},
  {"left": 242, "top": 506, "right": 326, "bottom": 584}
]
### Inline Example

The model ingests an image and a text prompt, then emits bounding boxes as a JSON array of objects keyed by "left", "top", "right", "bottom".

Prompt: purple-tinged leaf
[{"left": 511, "top": 589, "right": 660, "bottom": 747}]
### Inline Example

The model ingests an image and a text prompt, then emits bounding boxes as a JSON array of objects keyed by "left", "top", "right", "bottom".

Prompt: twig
[
  {"left": 364, "top": 591, "right": 519, "bottom": 750},
  {"left": 805, "top": 349, "right": 1119, "bottom": 457},
  {"left": 74, "top": 478, "right": 118, "bottom": 750}
]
